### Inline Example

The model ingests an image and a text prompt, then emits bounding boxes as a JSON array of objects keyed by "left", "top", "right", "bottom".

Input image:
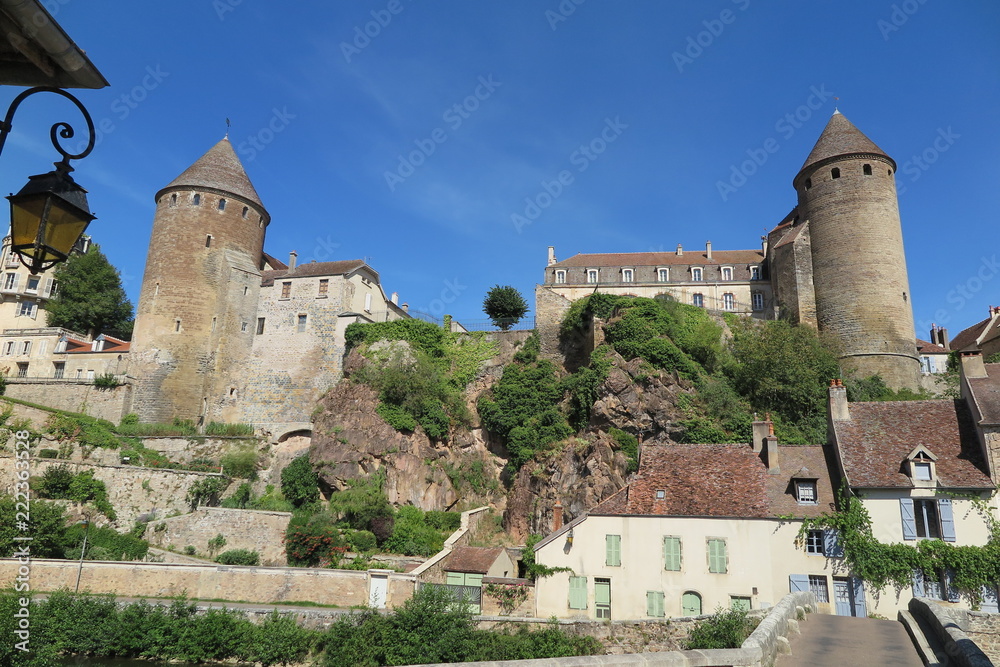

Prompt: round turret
[
  {"left": 130, "top": 138, "right": 269, "bottom": 423},
  {"left": 794, "top": 111, "right": 919, "bottom": 389}
]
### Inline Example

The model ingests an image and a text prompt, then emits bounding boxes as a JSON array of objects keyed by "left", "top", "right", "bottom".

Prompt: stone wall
[
  {"left": 0, "top": 558, "right": 416, "bottom": 608},
  {"left": 412, "top": 506, "right": 491, "bottom": 585},
  {"left": 3, "top": 381, "right": 130, "bottom": 423},
  {"left": 967, "top": 612, "right": 1000, "bottom": 663},
  {"left": 535, "top": 285, "right": 573, "bottom": 359},
  {"left": 480, "top": 577, "right": 536, "bottom": 618},
  {"left": 0, "top": 455, "right": 226, "bottom": 529},
  {"left": 909, "top": 597, "right": 995, "bottom": 667},
  {"left": 143, "top": 507, "right": 292, "bottom": 566}
]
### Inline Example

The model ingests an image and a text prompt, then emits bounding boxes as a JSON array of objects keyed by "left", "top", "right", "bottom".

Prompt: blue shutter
[
  {"left": 823, "top": 529, "right": 844, "bottom": 558},
  {"left": 911, "top": 570, "right": 925, "bottom": 597},
  {"left": 900, "top": 498, "right": 916, "bottom": 540},
  {"left": 981, "top": 586, "right": 999, "bottom": 614},
  {"left": 938, "top": 498, "right": 956, "bottom": 542},
  {"left": 944, "top": 570, "right": 961, "bottom": 602},
  {"left": 852, "top": 577, "right": 867, "bottom": 617},
  {"left": 789, "top": 574, "right": 809, "bottom": 592}
]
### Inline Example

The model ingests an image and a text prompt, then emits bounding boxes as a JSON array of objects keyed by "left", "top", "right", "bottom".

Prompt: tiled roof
[
  {"left": 262, "top": 252, "right": 288, "bottom": 270},
  {"left": 443, "top": 547, "right": 503, "bottom": 574},
  {"left": 799, "top": 111, "right": 892, "bottom": 174},
  {"left": 968, "top": 363, "right": 1000, "bottom": 425},
  {"left": 589, "top": 443, "right": 835, "bottom": 519},
  {"left": 832, "top": 400, "right": 993, "bottom": 489},
  {"left": 916, "top": 339, "right": 948, "bottom": 355},
  {"left": 261, "top": 260, "right": 368, "bottom": 287},
  {"left": 950, "top": 314, "right": 1000, "bottom": 352},
  {"left": 158, "top": 138, "right": 265, "bottom": 210},
  {"left": 772, "top": 221, "right": 808, "bottom": 250},
  {"left": 551, "top": 250, "right": 763, "bottom": 269}
]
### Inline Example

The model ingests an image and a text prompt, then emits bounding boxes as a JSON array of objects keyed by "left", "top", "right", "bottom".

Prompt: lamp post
[
  {"left": 74, "top": 517, "right": 91, "bottom": 594},
  {"left": 0, "top": 86, "right": 97, "bottom": 273}
]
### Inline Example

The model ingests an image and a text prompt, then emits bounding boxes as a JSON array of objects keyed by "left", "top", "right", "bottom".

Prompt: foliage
[
  {"left": 438, "top": 458, "right": 498, "bottom": 495},
  {"left": 3, "top": 590, "right": 316, "bottom": 666},
  {"left": 34, "top": 465, "right": 116, "bottom": 520},
  {"left": 483, "top": 582, "right": 530, "bottom": 615},
  {"left": 345, "top": 318, "right": 446, "bottom": 357},
  {"left": 250, "top": 484, "right": 296, "bottom": 512},
  {"left": 220, "top": 445, "right": 258, "bottom": 478},
  {"left": 217, "top": 548, "right": 260, "bottom": 566},
  {"left": 114, "top": 418, "right": 199, "bottom": 437},
  {"left": 205, "top": 421, "right": 256, "bottom": 436},
  {"left": 327, "top": 471, "right": 395, "bottom": 541},
  {"left": 799, "top": 489, "right": 1000, "bottom": 606},
  {"left": 359, "top": 348, "right": 459, "bottom": 440},
  {"left": 92, "top": 373, "right": 121, "bottom": 389},
  {"left": 318, "top": 585, "right": 600, "bottom": 666},
  {"left": 346, "top": 530, "right": 378, "bottom": 553},
  {"left": 608, "top": 428, "right": 639, "bottom": 474},
  {"left": 561, "top": 346, "right": 613, "bottom": 430},
  {"left": 45, "top": 243, "right": 134, "bottom": 340},
  {"left": 63, "top": 523, "right": 149, "bottom": 561},
  {"left": 381, "top": 505, "right": 447, "bottom": 557},
  {"left": 185, "top": 476, "right": 229, "bottom": 510},
  {"left": 520, "top": 534, "right": 571, "bottom": 580},
  {"left": 208, "top": 533, "right": 227, "bottom": 556},
  {"left": 445, "top": 331, "right": 499, "bottom": 389},
  {"left": 684, "top": 607, "right": 759, "bottom": 649},
  {"left": 0, "top": 496, "right": 69, "bottom": 558},
  {"left": 284, "top": 513, "right": 349, "bottom": 567},
  {"left": 45, "top": 413, "right": 121, "bottom": 450},
  {"left": 482, "top": 284, "right": 529, "bottom": 330},
  {"left": 281, "top": 454, "right": 320, "bottom": 508},
  {"left": 425, "top": 510, "right": 462, "bottom": 532}
]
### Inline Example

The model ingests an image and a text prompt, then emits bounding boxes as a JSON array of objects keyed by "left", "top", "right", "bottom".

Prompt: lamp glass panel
[
  {"left": 41, "top": 198, "right": 90, "bottom": 257},
  {"left": 9, "top": 193, "right": 48, "bottom": 248}
]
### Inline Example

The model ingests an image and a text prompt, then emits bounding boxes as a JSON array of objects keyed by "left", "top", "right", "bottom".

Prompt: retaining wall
[
  {"left": 909, "top": 597, "right": 996, "bottom": 666},
  {"left": 143, "top": 507, "right": 292, "bottom": 566}
]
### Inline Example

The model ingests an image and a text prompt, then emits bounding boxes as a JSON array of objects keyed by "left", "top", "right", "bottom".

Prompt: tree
[
  {"left": 280, "top": 454, "right": 319, "bottom": 508},
  {"left": 482, "top": 285, "right": 528, "bottom": 331},
  {"left": 45, "top": 243, "right": 134, "bottom": 340}
]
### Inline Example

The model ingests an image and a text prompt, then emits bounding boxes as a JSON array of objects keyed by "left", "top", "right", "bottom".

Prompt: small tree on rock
[{"left": 483, "top": 285, "right": 528, "bottom": 331}]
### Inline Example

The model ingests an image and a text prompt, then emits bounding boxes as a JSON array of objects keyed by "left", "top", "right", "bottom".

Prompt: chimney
[
  {"left": 553, "top": 501, "right": 564, "bottom": 531},
  {"left": 390, "top": 292, "right": 399, "bottom": 305},
  {"left": 401, "top": 303, "right": 409, "bottom": 313},
  {"left": 828, "top": 378, "right": 850, "bottom": 421},
  {"left": 930, "top": 324, "right": 949, "bottom": 349},
  {"left": 751, "top": 415, "right": 770, "bottom": 453},
  {"left": 288, "top": 250, "right": 297, "bottom": 270},
  {"left": 960, "top": 350, "right": 987, "bottom": 379},
  {"left": 547, "top": 246, "right": 557, "bottom": 266},
  {"left": 761, "top": 235, "right": 769, "bottom": 257},
  {"left": 676, "top": 243, "right": 683, "bottom": 256},
  {"left": 763, "top": 420, "right": 779, "bottom": 474},
  {"left": 706, "top": 241, "right": 712, "bottom": 260}
]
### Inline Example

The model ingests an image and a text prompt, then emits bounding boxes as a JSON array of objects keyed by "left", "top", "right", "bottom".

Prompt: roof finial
[
  {"left": 225, "top": 117, "right": 231, "bottom": 139},
  {"left": 833, "top": 97, "right": 840, "bottom": 115}
]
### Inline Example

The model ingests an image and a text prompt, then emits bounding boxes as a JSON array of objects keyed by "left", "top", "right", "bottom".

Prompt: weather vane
[{"left": 225, "top": 117, "right": 231, "bottom": 138}]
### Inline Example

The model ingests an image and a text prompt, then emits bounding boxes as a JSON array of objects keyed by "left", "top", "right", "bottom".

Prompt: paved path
[{"left": 777, "top": 614, "right": 924, "bottom": 667}]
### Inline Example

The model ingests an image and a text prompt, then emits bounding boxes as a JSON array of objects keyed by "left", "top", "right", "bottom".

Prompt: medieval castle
[{"left": 0, "top": 109, "right": 987, "bottom": 432}]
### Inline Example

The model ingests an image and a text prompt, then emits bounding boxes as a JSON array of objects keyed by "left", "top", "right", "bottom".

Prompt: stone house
[
  {"left": 0, "top": 233, "right": 87, "bottom": 332},
  {"left": 950, "top": 306, "right": 1000, "bottom": 359}
]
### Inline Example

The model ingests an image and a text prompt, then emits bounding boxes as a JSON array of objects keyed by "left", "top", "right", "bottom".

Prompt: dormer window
[
  {"left": 795, "top": 480, "right": 818, "bottom": 505},
  {"left": 554, "top": 270, "right": 566, "bottom": 285},
  {"left": 906, "top": 446, "right": 938, "bottom": 485},
  {"left": 721, "top": 267, "right": 733, "bottom": 281},
  {"left": 657, "top": 268, "right": 669, "bottom": 282},
  {"left": 587, "top": 269, "right": 599, "bottom": 284},
  {"left": 691, "top": 267, "right": 703, "bottom": 281},
  {"left": 621, "top": 268, "right": 634, "bottom": 283},
  {"left": 750, "top": 266, "right": 760, "bottom": 280}
]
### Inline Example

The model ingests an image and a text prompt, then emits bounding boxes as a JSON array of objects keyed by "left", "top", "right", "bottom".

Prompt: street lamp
[{"left": 0, "top": 86, "right": 97, "bottom": 273}]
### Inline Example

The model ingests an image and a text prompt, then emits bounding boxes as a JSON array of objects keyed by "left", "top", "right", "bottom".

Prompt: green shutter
[
  {"left": 465, "top": 573, "right": 483, "bottom": 587},
  {"left": 569, "top": 576, "right": 587, "bottom": 609},
  {"left": 708, "top": 539, "right": 727, "bottom": 573},
  {"left": 446, "top": 572, "right": 465, "bottom": 585},
  {"left": 606, "top": 535, "right": 621, "bottom": 566},
  {"left": 595, "top": 580, "right": 611, "bottom": 605},
  {"left": 647, "top": 591, "right": 665, "bottom": 617},
  {"left": 663, "top": 536, "right": 681, "bottom": 571}
]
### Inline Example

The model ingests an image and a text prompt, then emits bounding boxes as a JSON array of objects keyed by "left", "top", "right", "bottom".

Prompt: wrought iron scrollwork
[{"left": 0, "top": 86, "right": 96, "bottom": 169}]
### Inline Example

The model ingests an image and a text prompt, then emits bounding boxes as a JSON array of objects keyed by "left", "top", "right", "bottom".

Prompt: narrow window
[
  {"left": 831, "top": 167, "right": 841, "bottom": 179},
  {"left": 888, "top": 168, "right": 893, "bottom": 175},
  {"left": 364, "top": 293, "right": 372, "bottom": 312},
  {"left": 752, "top": 292, "right": 764, "bottom": 311},
  {"left": 554, "top": 270, "right": 566, "bottom": 285},
  {"left": 154, "top": 282, "right": 159, "bottom": 296},
  {"left": 211, "top": 316, "right": 217, "bottom": 332},
  {"left": 205, "top": 235, "right": 212, "bottom": 248},
  {"left": 605, "top": 534, "right": 621, "bottom": 566},
  {"left": 691, "top": 267, "right": 703, "bottom": 281},
  {"left": 646, "top": 591, "right": 665, "bottom": 618},
  {"left": 297, "top": 314, "right": 307, "bottom": 332},
  {"left": 242, "top": 206, "right": 249, "bottom": 219},
  {"left": 192, "top": 193, "right": 201, "bottom": 205},
  {"left": 281, "top": 281, "right": 291, "bottom": 299},
  {"left": 809, "top": 576, "right": 829, "bottom": 602},
  {"left": 722, "top": 267, "right": 733, "bottom": 281},
  {"left": 750, "top": 266, "right": 760, "bottom": 280},
  {"left": 243, "top": 286, "right": 248, "bottom": 296},
  {"left": 587, "top": 269, "right": 599, "bottom": 284},
  {"left": 53, "top": 362, "right": 64, "bottom": 379},
  {"left": 723, "top": 293, "right": 735, "bottom": 311},
  {"left": 21, "top": 341, "right": 31, "bottom": 355},
  {"left": 693, "top": 293, "right": 704, "bottom": 308},
  {"left": 171, "top": 194, "right": 177, "bottom": 206},
  {"left": 863, "top": 164, "right": 872, "bottom": 176},
  {"left": 17, "top": 363, "right": 29, "bottom": 378},
  {"left": 622, "top": 269, "right": 633, "bottom": 283},
  {"left": 241, "top": 321, "right": 248, "bottom": 333},
  {"left": 175, "top": 319, "right": 181, "bottom": 332},
  {"left": 663, "top": 536, "right": 681, "bottom": 571},
  {"left": 804, "top": 178, "right": 812, "bottom": 190},
  {"left": 218, "top": 198, "right": 226, "bottom": 211},
  {"left": 37, "top": 340, "right": 46, "bottom": 356},
  {"left": 256, "top": 318, "right": 265, "bottom": 335},
  {"left": 708, "top": 538, "right": 727, "bottom": 573},
  {"left": 318, "top": 279, "right": 329, "bottom": 296},
  {"left": 657, "top": 268, "right": 669, "bottom": 282}
]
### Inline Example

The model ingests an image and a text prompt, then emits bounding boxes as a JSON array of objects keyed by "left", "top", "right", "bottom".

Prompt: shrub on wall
[
  {"left": 281, "top": 454, "right": 319, "bottom": 508},
  {"left": 217, "top": 548, "right": 260, "bottom": 566}
]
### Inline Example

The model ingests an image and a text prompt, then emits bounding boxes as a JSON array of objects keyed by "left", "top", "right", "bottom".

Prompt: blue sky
[{"left": 2, "top": 1, "right": 998, "bottom": 338}]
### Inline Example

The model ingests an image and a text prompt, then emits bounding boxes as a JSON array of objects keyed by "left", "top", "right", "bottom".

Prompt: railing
[{"left": 452, "top": 318, "right": 536, "bottom": 332}]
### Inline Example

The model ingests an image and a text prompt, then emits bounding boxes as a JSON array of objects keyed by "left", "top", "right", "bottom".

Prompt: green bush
[
  {"left": 186, "top": 476, "right": 229, "bottom": 510},
  {"left": 63, "top": 522, "right": 148, "bottom": 561},
  {"left": 208, "top": 533, "right": 227, "bottom": 556},
  {"left": 93, "top": 373, "right": 121, "bottom": 389},
  {"left": 35, "top": 465, "right": 116, "bottom": 520},
  {"left": 345, "top": 318, "right": 447, "bottom": 357},
  {"left": 281, "top": 454, "right": 319, "bottom": 508},
  {"left": 221, "top": 482, "right": 255, "bottom": 509},
  {"left": 609, "top": 428, "right": 639, "bottom": 474},
  {"left": 685, "top": 607, "right": 759, "bottom": 649},
  {"left": 217, "top": 548, "right": 260, "bottom": 566},
  {"left": 205, "top": 422, "right": 256, "bottom": 436},
  {"left": 184, "top": 545, "right": 196, "bottom": 556},
  {"left": 221, "top": 446, "right": 258, "bottom": 478},
  {"left": 424, "top": 510, "right": 461, "bottom": 532},
  {"left": 285, "top": 513, "right": 349, "bottom": 567},
  {"left": 346, "top": 530, "right": 378, "bottom": 553},
  {"left": 0, "top": 496, "right": 69, "bottom": 558},
  {"left": 38, "top": 448, "right": 58, "bottom": 458},
  {"left": 381, "top": 505, "right": 446, "bottom": 557}
]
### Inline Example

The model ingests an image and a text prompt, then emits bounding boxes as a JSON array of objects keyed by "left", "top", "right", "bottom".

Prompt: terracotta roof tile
[
  {"left": 551, "top": 250, "right": 763, "bottom": 269},
  {"left": 261, "top": 260, "right": 369, "bottom": 287},
  {"left": 799, "top": 111, "right": 892, "bottom": 174},
  {"left": 443, "top": 547, "right": 503, "bottom": 574},
  {"left": 157, "top": 138, "right": 266, "bottom": 213},
  {"left": 950, "top": 316, "right": 992, "bottom": 352},
  {"left": 916, "top": 339, "right": 948, "bottom": 355},
  {"left": 833, "top": 400, "right": 993, "bottom": 489},
  {"left": 262, "top": 252, "right": 288, "bottom": 270},
  {"left": 968, "top": 363, "right": 1000, "bottom": 425}
]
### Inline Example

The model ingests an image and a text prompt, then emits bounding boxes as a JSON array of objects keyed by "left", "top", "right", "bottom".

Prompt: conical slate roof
[
  {"left": 799, "top": 111, "right": 892, "bottom": 173},
  {"left": 158, "top": 137, "right": 264, "bottom": 208}
]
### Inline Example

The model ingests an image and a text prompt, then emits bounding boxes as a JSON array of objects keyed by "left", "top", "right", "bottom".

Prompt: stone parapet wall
[
  {"left": 0, "top": 559, "right": 416, "bottom": 608},
  {"left": 3, "top": 381, "right": 130, "bottom": 423},
  {"left": 967, "top": 611, "right": 1000, "bottom": 663},
  {"left": 909, "top": 597, "right": 995, "bottom": 667},
  {"left": 143, "top": 507, "right": 292, "bottom": 566}
]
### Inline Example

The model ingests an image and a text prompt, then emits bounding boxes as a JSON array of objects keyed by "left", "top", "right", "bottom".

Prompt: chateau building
[{"left": 538, "top": 111, "right": 922, "bottom": 390}]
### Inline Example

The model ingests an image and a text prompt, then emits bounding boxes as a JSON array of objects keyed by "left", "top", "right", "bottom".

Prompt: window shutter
[
  {"left": 606, "top": 535, "right": 621, "bottom": 566},
  {"left": 42, "top": 278, "right": 52, "bottom": 297},
  {"left": 900, "top": 498, "right": 916, "bottom": 540},
  {"left": 911, "top": 569, "right": 925, "bottom": 597},
  {"left": 938, "top": 498, "right": 956, "bottom": 542},
  {"left": 852, "top": 578, "right": 867, "bottom": 617},
  {"left": 708, "top": 539, "right": 726, "bottom": 573},
  {"left": 823, "top": 530, "right": 844, "bottom": 558},
  {"left": 944, "top": 570, "right": 961, "bottom": 602},
  {"left": 11, "top": 274, "right": 18, "bottom": 290},
  {"left": 568, "top": 576, "right": 587, "bottom": 609},
  {"left": 446, "top": 572, "right": 464, "bottom": 586},
  {"left": 646, "top": 591, "right": 665, "bottom": 617},
  {"left": 663, "top": 537, "right": 681, "bottom": 571},
  {"left": 789, "top": 574, "right": 809, "bottom": 592}
]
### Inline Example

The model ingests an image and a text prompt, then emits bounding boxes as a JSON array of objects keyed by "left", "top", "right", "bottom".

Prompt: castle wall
[
  {"left": 130, "top": 187, "right": 267, "bottom": 423},
  {"left": 2, "top": 380, "right": 129, "bottom": 423},
  {"left": 796, "top": 155, "right": 919, "bottom": 388},
  {"left": 143, "top": 507, "right": 291, "bottom": 566},
  {"left": 767, "top": 222, "right": 817, "bottom": 326}
]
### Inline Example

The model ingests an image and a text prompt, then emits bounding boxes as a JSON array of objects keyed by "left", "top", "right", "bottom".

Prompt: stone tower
[
  {"left": 792, "top": 111, "right": 919, "bottom": 389},
  {"left": 129, "top": 138, "right": 270, "bottom": 423}
]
